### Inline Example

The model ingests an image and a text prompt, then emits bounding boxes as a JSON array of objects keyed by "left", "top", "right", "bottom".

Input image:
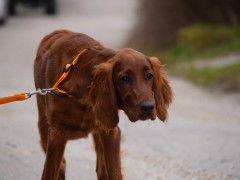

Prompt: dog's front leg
[
  {"left": 93, "top": 127, "right": 122, "bottom": 180},
  {"left": 41, "top": 128, "right": 67, "bottom": 180}
]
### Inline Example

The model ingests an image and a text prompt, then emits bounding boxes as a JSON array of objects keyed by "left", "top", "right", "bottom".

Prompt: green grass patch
[
  {"left": 161, "top": 38, "right": 240, "bottom": 66},
  {"left": 178, "top": 24, "right": 240, "bottom": 50},
  {"left": 185, "top": 62, "right": 240, "bottom": 91},
  {"left": 159, "top": 24, "right": 240, "bottom": 66},
  {"left": 146, "top": 24, "right": 240, "bottom": 92}
]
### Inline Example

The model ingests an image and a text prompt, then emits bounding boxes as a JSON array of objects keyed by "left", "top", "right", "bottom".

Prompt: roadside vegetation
[{"left": 159, "top": 24, "right": 240, "bottom": 92}]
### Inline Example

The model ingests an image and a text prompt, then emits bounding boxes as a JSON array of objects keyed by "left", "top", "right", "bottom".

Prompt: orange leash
[
  {"left": 0, "top": 93, "right": 27, "bottom": 105},
  {"left": 0, "top": 48, "right": 87, "bottom": 105},
  {"left": 0, "top": 88, "right": 54, "bottom": 105}
]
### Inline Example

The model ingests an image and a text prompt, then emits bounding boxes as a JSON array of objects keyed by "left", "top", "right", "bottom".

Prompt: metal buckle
[
  {"left": 64, "top": 64, "right": 74, "bottom": 72},
  {"left": 25, "top": 88, "right": 54, "bottom": 99}
]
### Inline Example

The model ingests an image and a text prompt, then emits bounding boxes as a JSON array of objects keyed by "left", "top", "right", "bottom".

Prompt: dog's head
[{"left": 89, "top": 48, "right": 173, "bottom": 130}]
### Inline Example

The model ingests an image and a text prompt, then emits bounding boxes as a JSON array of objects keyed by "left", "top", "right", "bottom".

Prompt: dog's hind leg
[
  {"left": 37, "top": 96, "right": 49, "bottom": 154},
  {"left": 41, "top": 128, "right": 67, "bottom": 180},
  {"left": 36, "top": 95, "right": 67, "bottom": 180}
]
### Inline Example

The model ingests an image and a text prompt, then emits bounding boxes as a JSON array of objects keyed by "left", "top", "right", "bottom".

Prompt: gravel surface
[{"left": 0, "top": 0, "right": 240, "bottom": 180}]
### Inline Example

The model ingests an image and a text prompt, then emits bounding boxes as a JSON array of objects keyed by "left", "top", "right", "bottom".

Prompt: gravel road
[{"left": 0, "top": 0, "right": 240, "bottom": 180}]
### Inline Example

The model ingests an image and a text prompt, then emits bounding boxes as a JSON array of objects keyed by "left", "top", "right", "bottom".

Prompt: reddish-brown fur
[{"left": 34, "top": 30, "right": 173, "bottom": 180}]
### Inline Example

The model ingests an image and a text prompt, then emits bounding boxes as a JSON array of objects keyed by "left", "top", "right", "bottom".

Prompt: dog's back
[{"left": 34, "top": 30, "right": 101, "bottom": 91}]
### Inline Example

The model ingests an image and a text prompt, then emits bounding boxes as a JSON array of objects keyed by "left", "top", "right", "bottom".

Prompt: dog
[{"left": 34, "top": 30, "right": 173, "bottom": 180}]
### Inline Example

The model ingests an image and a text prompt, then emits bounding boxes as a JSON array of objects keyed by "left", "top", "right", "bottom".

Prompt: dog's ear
[
  {"left": 149, "top": 57, "right": 173, "bottom": 122},
  {"left": 89, "top": 62, "right": 119, "bottom": 131}
]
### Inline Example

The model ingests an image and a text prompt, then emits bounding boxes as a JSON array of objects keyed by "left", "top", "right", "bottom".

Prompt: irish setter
[{"left": 34, "top": 30, "right": 173, "bottom": 180}]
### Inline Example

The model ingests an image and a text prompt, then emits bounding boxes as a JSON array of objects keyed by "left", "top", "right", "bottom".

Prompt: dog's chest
[
  {"left": 50, "top": 117, "right": 96, "bottom": 140},
  {"left": 49, "top": 98, "right": 96, "bottom": 140},
  {"left": 63, "top": 110, "right": 96, "bottom": 140}
]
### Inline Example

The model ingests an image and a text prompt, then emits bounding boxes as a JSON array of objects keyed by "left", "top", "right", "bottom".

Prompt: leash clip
[{"left": 26, "top": 88, "right": 54, "bottom": 99}]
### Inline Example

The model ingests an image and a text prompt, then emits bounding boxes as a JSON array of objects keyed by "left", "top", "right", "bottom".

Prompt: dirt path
[
  {"left": 0, "top": 0, "right": 240, "bottom": 180},
  {"left": 193, "top": 54, "right": 240, "bottom": 69}
]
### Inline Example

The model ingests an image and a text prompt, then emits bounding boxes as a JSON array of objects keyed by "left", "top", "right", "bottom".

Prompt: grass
[
  {"left": 165, "top": 39, "right": 240, "bottom": 60},
  {"left": 156, "top": 24, "right": 240, "bottom": 92},
  {"left": 178, "top": 24, "right": 240, "bottom": 50},
  {"left": 160, "top": 24, "right": 240, "bottom": 61},
  {"left": 185, "top": 62, "right": 240, "bottom": 92}
]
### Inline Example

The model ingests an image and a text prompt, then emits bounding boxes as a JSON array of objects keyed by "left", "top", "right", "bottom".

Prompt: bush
[
  {"left": 185, "top": 62, "right": 240, "bottom": 92},
  {"left": 178, "top": 24, "right": 240, "bottom": 49}
]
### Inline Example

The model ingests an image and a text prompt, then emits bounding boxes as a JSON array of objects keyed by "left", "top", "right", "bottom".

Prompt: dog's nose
[{"left": 140, "top": 101, "right": 155, "bottom": 114}]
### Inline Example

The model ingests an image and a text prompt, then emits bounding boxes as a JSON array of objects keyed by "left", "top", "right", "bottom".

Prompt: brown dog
[{"left": 34, "top": 30, "right": 173, "bottom": 180}]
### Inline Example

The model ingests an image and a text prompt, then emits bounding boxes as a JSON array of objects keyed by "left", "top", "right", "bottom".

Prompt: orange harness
[{"left": 0, "top": 49, "right": 87, "bottom": 105}]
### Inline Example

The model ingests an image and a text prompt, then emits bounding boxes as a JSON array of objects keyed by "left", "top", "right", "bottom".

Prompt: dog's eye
[
  {"left": 147, "top": 73, "right": 153, "bottom": 80},
  {"left": 121, "top": 75, "right": 130, "bottom": 82}
]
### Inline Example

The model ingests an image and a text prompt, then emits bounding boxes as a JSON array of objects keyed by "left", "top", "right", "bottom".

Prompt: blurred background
[
  {"left": 0, "top": 0, "right": 240, "bottom": 179},
  {"left": 129, "top": 0, "right": 240, "bottom": 93}
]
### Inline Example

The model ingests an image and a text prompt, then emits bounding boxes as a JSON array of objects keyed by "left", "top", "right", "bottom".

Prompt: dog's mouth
[
  {"left": 139, "top": 114, "right": 156, "bottom": 121},
  {"left": 125, "top": 110, "right": 156, "bottom": 122}
]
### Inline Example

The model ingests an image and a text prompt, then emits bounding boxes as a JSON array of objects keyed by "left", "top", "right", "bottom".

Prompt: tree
[{"left": 128, "top": 0, "right": 240, "bottom": 51}]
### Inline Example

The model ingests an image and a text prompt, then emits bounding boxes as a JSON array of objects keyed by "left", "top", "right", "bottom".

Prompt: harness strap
[{"left": 52, "top": 48, "right": 88, "bottom": 96}]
